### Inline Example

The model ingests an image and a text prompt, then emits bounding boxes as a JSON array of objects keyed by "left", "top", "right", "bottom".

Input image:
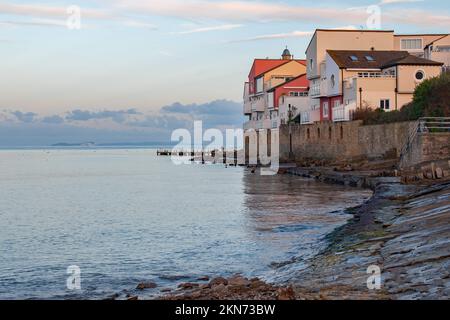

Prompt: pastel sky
[{"left": 0, "top": 0, "right": 449, "bottom": 145}]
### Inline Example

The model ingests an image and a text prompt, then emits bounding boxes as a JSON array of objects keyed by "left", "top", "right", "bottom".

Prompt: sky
[{"left": 0, "top": 0, "right": 449, "bottom": 145}]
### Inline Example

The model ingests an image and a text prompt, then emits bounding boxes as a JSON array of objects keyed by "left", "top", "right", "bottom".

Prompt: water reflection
[{"left": 242, "top": 169, "right": 372, "bottom": 282}]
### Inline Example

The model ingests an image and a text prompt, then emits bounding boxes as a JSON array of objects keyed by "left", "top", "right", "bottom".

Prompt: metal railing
[{"left": 399, "top": 117, "right": 450, "bottom": 169}]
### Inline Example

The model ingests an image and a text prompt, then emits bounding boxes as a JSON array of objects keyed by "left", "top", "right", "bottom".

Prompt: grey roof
[{"left": 282, "top": 48, "right": 291, "bottom": 56}]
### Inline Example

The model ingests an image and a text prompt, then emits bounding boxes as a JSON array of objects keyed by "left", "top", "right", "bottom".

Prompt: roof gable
[
  {"left": 267, "top": 73, "right": 308, "bottom": 92},
  {"left": 250, "top": 59, "right": 306, "bottom": 79}
]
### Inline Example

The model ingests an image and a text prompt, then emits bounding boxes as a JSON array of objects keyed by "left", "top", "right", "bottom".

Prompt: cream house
[
  {"left": 305, "top": 29, "right": 448, "bottom": 123},
  {"left": 305, "top": 29, "right": 396, "bottom": 123},
  {"left": 325, "top": 50, "right": 443, "bottom": 121}
]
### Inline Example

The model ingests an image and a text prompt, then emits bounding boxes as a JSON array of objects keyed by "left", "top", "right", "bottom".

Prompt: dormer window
[
  {"left": 349, "top": 55, "right": 358, "bottom": 61},
  {"left": 365, "top": 55, "right": 375, "bottom": 62}
]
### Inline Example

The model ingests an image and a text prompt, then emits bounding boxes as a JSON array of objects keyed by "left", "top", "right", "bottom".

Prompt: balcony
[
  {"left": 244, "top": 119, "right": 272, "bottom": 130},
  {"left": 332, "top": 103, "right": 357, "bottom": 122},
  {"left": 251, "top": 96, "right": 265, "bottom": 112},
  {"left": 300, "top": 109, "right": 320, "bottom": 124},
  {"left": 309, "top": 79, "right": 327, "bottom": 97},
  {"left": 244, "top": 101, "right": 252, "bottom": 115}
]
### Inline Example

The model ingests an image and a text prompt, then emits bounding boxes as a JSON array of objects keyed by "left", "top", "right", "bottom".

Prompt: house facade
[
  {"left": 304, "top": 29, "right": 447, "bottom": 123},
  {"left": 243, "top": 48, "right": 307, "bottom": 131}
]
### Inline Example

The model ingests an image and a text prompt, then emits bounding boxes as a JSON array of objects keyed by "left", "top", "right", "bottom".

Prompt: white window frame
[
  {"left": 401, "top": 38, "right": 423, "bottom": 50},
  {"left": 414, "top": 69, "right": 426, "bottom": 82},
  {"left": 380, "top": 99, "right": 390, "bottom": 110},
  {"left": 323, "top": 102, "right": 329, "bottom": 117}
]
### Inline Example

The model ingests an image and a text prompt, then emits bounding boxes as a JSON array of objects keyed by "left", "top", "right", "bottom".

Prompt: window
[
  {"left": 334, "top": 100, "right": 341, "bottom": 109},
  {"left": 349, "top": 55, "right": 358, "bottom": 61},
  {"left": 436, "top": 46, "right": 450, "bottom": 52},
  {"left": 415, "top": 70, "right": 425, "bottom": 81},
  {"left": 330, "top": 74, "right": 335, "bottom": 88},
  {"left": 256, "top": 76, "right": 264, "bottom": 93},
  {"left": 380, "top": 99, "right": 390, "bottom": 110},
  {"left": 365, "top": 55, "right": 375, "bottom": 62},
  {"left": 323, "top": 102, "right": 329, "bottom": 117},
  {"left": 401, "top": 39, "right": 423, "bottom": 50},
  {"left": 310, "top": 59, "right": 314, "bottom": 71},
  {"left": 289, "top": 91, "right": 308, "bottom": 97}
]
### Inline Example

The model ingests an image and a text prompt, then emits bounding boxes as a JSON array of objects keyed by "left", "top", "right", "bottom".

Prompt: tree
[{"left": 403, "top": 71, "right": 450, "bottom": 119}]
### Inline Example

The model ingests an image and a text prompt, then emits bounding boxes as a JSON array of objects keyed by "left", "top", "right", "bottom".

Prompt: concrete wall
[
  {"left": 402, "top": 133, "right": 450, "bottom": 168},
  {"left": 279, "top": 120, "right": 413, "bottom": 163}
]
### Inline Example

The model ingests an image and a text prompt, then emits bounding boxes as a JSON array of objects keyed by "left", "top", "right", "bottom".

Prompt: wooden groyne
[{"left": 157, "top": 149, "right": 243, "bottom": 165}]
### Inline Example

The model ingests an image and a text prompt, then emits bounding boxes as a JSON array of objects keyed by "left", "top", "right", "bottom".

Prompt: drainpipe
[
  {"left": 395, "top": 65, "right": 399, "bottom": 110},
  {"left": 359, "top": 87, "right": 363, "bottom": 108}
]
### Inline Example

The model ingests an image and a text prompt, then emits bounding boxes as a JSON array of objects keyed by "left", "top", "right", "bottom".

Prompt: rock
[
  {"left": 210, "top": 283, "right": 227, "bottom": 294},
  {"left": 424, "top": 171, "right": 433, "bottom": 179},
  {"left": 105, "top": 293, "right": 119, "bottom": 300},
  {"left": 127, "top": 296, "right": 139, "bottom": 301},
  {"left": 197, "top": 276, "right": 210, "bottom": 281},
  {"left": 136, "top": 282, "right": 157, "bottom": 290},
  {"left": 228, "top": 275, "right": 251, "bottom": 287},
  {"left": 277, "top": 287, "right": 296, "bottom": 300},
  {"left": 160, "top": 288, "right": 172, "bottom": 293},
  {"left": 435, "top": 167, "right": 443, "bottom": 179},
  {"left": 344, "top": 164, "right": 353, "bottom": 172},
  {"left": 178, "top": 282, "right": 199, "bottom": 290},
  {"left": 209, "top": 277, "right": 228, "bottom": 287}
]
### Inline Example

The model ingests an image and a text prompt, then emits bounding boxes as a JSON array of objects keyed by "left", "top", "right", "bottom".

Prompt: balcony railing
[
  {"left": 251, "top": 96, "right": 265, "bottom": 112},
  {"left": 309, "top": 79, "right": 327, "bottom": 97},
  {"left": 332, "top": 103, "right": 357, "bottom": 122},
  {"left": 243, "top": 101, "right": 252, "bottom": 115},
  {"left": 300, "top": 109, "right": 320, "bottom": 124}
]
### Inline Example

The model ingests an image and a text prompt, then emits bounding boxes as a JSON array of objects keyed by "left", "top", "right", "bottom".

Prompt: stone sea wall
[{"left": 278, "top": 120, "right": 413, "bottom": 164}]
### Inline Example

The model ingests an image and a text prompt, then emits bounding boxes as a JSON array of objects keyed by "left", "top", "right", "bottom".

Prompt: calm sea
[{"left": 0, "top": 148, "right": 372, "bottom": 299}]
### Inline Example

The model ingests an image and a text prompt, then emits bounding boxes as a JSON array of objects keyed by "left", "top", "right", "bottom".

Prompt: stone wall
[
  {"left": 279, "top": 120, "right": 414, "bottom": 163},
  {"left": 402, "top": 133, "right": 450, "bottom": 169}
]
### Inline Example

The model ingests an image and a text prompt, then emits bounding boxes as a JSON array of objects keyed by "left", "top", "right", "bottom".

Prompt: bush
[{"left": 353, "top": 72, "right": 450, "bottom": 125}]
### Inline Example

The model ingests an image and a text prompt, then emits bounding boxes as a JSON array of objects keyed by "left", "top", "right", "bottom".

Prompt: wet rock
[
  {"left": 136, "top": 282, "right": 157, "bottom": 290},
  {"left": 228, "top": 275, "right": 250, "bottom": 287},
  {"left": 277, "top": 287, "right": 296, "bottom": 300},
  {"left": 197, "top": 276, "right": 210, "bottom": 281},
  {"left": 105, "top": 293, "right": 119, "bottom": 300},
  {"left": 127, "top": 296, "right": 139, "bottom": 301},
  {"left": 209, "top": 277, "right": 228, "bottom": 287},
  {"left": 160, "top": 288, "right": 172, "bottom": 293},
  {"left": 435, "top": 167, "right": 443, "bottom": 179},
  {"left": 178, "top": 282, "right": 199, "bottom": 290},
  {"left": 211, "top": 283, "right": 227, "bottom": 293}
]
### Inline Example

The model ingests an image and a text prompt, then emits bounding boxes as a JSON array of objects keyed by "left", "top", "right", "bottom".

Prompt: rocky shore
[{"left": 154, "top": 168, "right": 450, "bottom": 300}]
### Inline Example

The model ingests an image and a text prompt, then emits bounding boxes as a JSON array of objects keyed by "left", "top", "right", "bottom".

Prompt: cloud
[
  {"left": 173, "top": 24, "right": 243, "bottom": 34},
  {"left": 11, "top": 111, "right": 37, "bottom": 123},
  {"left": 0, "top": 3, "right": 112, "bottom": 20},
  {"left": 379, "top": 0, "right": 423, "bottom": 5},
  {"left": 0, "top": 100, "right": 244, "bottom": 146},
  {"left": 66, "top": 109, "right": 141, "bottom": 123},
  {"left": 161, "top": 99, "right": 244, "bottom": 128},
  {"left": 1, "top": 1, "right": 448, "bottom": 31},
  {"left": 113, "top": 0, "right": 450, "bottom": 28},
  {"left": 230, "top": 25, "right": 358, "bottom": 42},
  {"left": 121, "top": 20, "right": 158, "bottom": 29},
  {"left": 42, "top": 115, "right": 65, "bottom": 124},
  {"left": 230, "top": 30, "right": 314, "bottom": 42}
]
